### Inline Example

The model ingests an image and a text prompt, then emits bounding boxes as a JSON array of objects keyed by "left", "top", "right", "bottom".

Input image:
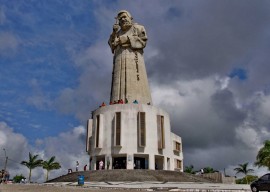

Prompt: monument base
[{"left": 86, "top": 104, "right": 183, "bottom": 172}]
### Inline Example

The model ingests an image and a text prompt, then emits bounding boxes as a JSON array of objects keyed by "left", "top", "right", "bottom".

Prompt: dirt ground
[{"left": 0, "top": 184, "right": 149, "bottom": 192}]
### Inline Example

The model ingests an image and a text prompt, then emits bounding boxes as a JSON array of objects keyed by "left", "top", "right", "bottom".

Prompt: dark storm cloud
[
  {"left": 211, "top": 89, "right": 246, "bottom": 125},
  {"left": 170, "top": 88, "right": 246, "bottom": 149},
  {"left": 143, "top": 1, "right": 270, "bottom": 82},
  {"left": 120, "top": 1, "right": 270, "bottom": 171},
  {"left": 184, "top": 145, "right": 258, "bottom": 172},
  {"left": 53, "top": 0, "right": 270, "bottom": 173}
]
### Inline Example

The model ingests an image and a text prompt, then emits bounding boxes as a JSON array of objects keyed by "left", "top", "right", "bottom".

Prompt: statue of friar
[{"left": 108, "top": 10, "right": 152, "bottom": 105}]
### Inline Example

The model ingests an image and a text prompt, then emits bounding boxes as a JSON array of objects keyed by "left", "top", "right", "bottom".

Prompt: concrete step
[{"left": 47, "top": 170, "right": 215, "bottom": 183}]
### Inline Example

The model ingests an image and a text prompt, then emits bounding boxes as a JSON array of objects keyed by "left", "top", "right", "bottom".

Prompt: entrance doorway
[
  {"left": 134, "top": 156, "right": 149, "bottom": 169},
  {"left": 96, "top": 156, "right": 105, "bottom": 170},
  {"left": 113, "top": 157, "right": 126, "bottom": 169},
  {"left": 155, "top": 155, "right": 164, "bottom": 170}
]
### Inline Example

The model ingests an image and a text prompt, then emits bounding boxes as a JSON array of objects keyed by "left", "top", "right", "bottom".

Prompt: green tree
[
  {"left": 13, "top": 174, "right": 26, "bottom": 183},
  {"left": 203, "top": 167, "right": 217, "bottom": 173},
  {"left": 21, "top": 152, "right": 43, "bottom": 182},
  {"left": 184, "top": 165, "right": 195, "bottom": 174},
  {"left": 236, "top": 175, "right": 258, "bottom": 184},
  {"left": 42, "top": 156, "right": 61, "bottom": 181},
  {"left": 255, "top": 140, "right": 270, "bottom": 170},
  {"left": 234, "top": 162, "right": 254, "bottom": 184}
]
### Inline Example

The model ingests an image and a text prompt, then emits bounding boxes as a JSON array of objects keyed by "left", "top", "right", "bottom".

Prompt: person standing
[
  {"left": 99, "top": 160, "right": 104, "bottom": 170},
  {"left": 76, "top": 161, "right": 79, "bottom": 172},
  {"left": 200, "top": 168, "right": 204, "bottom": 174}
]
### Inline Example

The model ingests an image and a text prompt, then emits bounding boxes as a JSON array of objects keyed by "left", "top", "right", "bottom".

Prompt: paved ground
[
  {"left": 0, "top": 184, "right": 128, "bottom": 192},
  {"left": 0, "top": 182, "right": 251, "bottom": 192}
]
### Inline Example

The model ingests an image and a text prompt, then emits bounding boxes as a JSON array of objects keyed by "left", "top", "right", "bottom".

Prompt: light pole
[{"left": 3, "top": 148, "right": 8, "bottom": 172}]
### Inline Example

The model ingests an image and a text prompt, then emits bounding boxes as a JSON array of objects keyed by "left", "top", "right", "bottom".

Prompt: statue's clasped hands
[
  {"left": 113, "top": 36, "right": 129, "bottom": 46},
  {"left": 119, "top": 36, "right": 129, "bottom": 45},
  {"left": 112, "top": 24, "right": 129, "bottom": 46}
]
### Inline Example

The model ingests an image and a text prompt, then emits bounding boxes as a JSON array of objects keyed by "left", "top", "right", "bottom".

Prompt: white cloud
[
  {"left": 0, "top": 122, "right": 88, "bottom": 183},
  {"left": 72, "top": 40, "right": 112, "bottom": 71},
  {"left": 235, "top": 124, "right": 260, "bottom": 149},
  {"left": 36, "top": 125, "right": 89, "bottom": 181},
  {"left": 0, "top": 122, "right": 29, "bottom": 178},
  {"left": 226, "top": 164, "right": 268, "bottom": 178},
  {"left": 1, "top": 0, "right": 270, "bottom": 180},
  {"left": 151, "top": 75, "right": 270, "bottom": 173},
  {"left": 0, "top": 130, "right": 7, "bottom": 146},
  {"left": 151, "top": 76, "right": 220, "bottom": 117},
  {"left": 55, "top": 40, "right": 113, "bottom": 121},
  {"left": 218, "top": 76, "right": 231, "bottom": 90},
  {"left": 259, "top": 94, "right": 270, "bottom": 118}
]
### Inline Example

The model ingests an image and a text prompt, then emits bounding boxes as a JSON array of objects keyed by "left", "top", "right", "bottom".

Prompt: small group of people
[
  {"left": 200, "top": 168, "right": 204, "bottom": 174},
  {"left": 113, "top": 160, "right": 126, "bottom": 169},
  {"left": 74, "top": 161, "right": 88, "bottom": 172},
  {"left": 20, "top": 178, "right": 27, "bottom": 183},
  {"left": 0, "top": 170, "right": 10, "bottom": 184},
  {"left": 100, "top": 99, "right": 141, "bottom": 107}
]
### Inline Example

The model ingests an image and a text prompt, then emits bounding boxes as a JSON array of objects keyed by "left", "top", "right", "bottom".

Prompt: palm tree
[
  {"left": 21, "top": 152, "right": 43, "bottom": 182},
  {"left": 234, "top": 162, "right": 254, "bottom": 184},
  {"left": 203, "top": 167, "right": 217, "bottom": 173},
  {"left": 255, "top": 140, "right": 270, "bottom": 170},
  {"left": 42, "top": 156, "right": 61, "bottom": 181}
]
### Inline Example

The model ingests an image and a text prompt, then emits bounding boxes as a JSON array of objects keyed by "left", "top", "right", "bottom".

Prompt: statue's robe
[{"left": 108, "top": 24, "right": 152, "bottom": 104}]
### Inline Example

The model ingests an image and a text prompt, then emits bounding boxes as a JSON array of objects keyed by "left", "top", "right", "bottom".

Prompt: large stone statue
[
  {"left": 108, "top": 10, "right": 152, "bottom": 105},
  {"left": 87, "top": 10, "right": 184, "bottom": 172}
]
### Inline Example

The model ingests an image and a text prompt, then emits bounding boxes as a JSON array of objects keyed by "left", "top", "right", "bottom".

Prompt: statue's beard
[{"left": 121, "top": 22, "right": 132, "bottom": 31}]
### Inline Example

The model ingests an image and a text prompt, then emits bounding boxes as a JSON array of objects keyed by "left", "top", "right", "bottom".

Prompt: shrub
[
  {"left": 236, "top": 175, "right": 258, "bottom": 184},
  {"left": 13, "top": 174, "right": 26, "bottom": 183}
]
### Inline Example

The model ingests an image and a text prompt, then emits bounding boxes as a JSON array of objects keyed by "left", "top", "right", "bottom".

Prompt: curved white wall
[{"left": 87, "top": 103, "right": 183, "bottom": 171}]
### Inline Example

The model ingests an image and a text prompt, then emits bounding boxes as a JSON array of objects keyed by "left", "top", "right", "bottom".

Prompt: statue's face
[{"left": 118, "top": 12, "right": 132, "bottom": 30}]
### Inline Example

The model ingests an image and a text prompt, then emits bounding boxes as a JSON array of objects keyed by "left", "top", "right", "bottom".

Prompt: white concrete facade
[{"left": 86, "top": 103, "right": 183, "bottom": 171}]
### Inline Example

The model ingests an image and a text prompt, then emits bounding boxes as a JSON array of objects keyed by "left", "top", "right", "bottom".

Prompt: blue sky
[
  {"left": 0, "top": 0, "right": 96, "bottom": 142},
  {"left": 1, "top": 0, "right": 270, "bottom": 182}
]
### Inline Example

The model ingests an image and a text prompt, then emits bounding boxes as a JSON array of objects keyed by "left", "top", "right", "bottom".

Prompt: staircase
[{"left": 47, "top": 170, "right": 215, "bottom": 183}]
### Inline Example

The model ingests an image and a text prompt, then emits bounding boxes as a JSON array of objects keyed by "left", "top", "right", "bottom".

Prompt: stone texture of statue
[{"left": 108, "top": 10, "right": 152, "bottom": 105}]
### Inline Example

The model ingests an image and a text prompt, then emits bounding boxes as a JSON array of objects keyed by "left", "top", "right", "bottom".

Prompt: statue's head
[{"left": 116, "top": 10, "right": 133, "bottom": 31}]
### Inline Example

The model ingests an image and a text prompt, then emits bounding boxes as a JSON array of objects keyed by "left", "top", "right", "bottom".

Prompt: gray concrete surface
[{"left": 43, "top": 181, "right": 251, "bottom": 191}]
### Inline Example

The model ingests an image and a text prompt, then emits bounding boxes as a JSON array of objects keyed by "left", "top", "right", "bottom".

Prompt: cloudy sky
[{"left": 1, "top": 0, "right": 270, "bottom": 182}]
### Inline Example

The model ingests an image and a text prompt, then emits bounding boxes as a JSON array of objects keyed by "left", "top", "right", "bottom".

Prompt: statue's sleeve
[
  {"left": 129, "top": 25, "right": 147, "bottom": 49},
  {"left": 108, "top": 33, "right": 117, "bottom": 53}
]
